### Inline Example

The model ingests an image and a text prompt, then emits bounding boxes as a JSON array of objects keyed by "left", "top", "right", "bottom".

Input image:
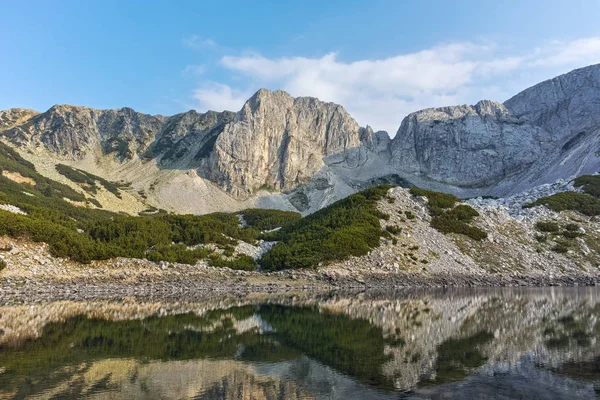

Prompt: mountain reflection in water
[{"left": 0, "top": 288, "right": 599, "bottom": 399}]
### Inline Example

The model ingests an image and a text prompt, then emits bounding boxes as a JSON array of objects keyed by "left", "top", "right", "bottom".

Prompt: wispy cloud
[
  {"left": 181, "top": 64, "right": 206, "bottom": 76},
  {"left": 183, "top": 35, "right": 218, "bottom": 50},
  {"left": 189, "top": 37, "right": 600, "bottom": 134},
  {"left": 191, "top": 82, "right": 253, "bottom": 112}
]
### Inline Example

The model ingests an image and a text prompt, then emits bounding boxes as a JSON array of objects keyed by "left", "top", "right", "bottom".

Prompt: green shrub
[
  {"left": 385, "top": 225, "right": 402, "bottom": 235},
  {"left": 0, "top": 259, "right": 6, "bottom": 270},
  {"left": 446, "top": 205, "right": 479, "bottom": 222},
  {"left": 209, "top": 254, "right": 257, "bottom": 271},
  {"left": 410, "top": 188, "right": 458, "bottom": 209},
  {"left": 430, "top": 216, "right": 487, "bottom": 241},
  {"left": 535, "top": 234, "right": 548, "bottom": 243},
  {"left": 565, "top": 223, "right": 580, "bottom": 232},
  {"left": 404, "top": 211, "right": 415, "bottom": 220},
  {"left": 222, "top": 245, "right": 235, "bottom": 257},
  {"left": 410, "top": 187, "right": 486, "bottom": 240},
  {"left": 524, "top": 192, "right": 600, "bottom": 216},
  {"left": 553, "top": 239, "right": 571, "bottom": 253},
  {"left": 147, "top": 244, "right": 211, "bottom": 264},
  {"left": 240, "top": 208, "right": 301, "bottom": 231},
  {"left": 535, "top": 221, "right": 560, "bottom": 233},
  {"left": 260, "top": 185, "right": 393, "bottom": 270},
  {"left": 561, "top": 230, "right": 581, "bottom": 239},
  {"left": 573, "top": 175, "right": 600, "bottom": 198},
  {"left": 372, "top": 210, "right": 390, "bottom": 220}
]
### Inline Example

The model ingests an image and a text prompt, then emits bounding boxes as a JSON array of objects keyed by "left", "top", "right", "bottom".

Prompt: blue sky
[{"left": 2, "top": 0, "right": 600, "bottom": 134}]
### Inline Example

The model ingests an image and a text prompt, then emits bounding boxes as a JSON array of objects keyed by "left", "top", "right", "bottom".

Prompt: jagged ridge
[{"left": 0, "top": 64, "right": 599, "bottom": 214}]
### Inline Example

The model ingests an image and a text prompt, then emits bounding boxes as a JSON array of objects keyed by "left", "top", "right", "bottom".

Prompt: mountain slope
[
  {"left": 0, "top": 64, "right": 599, "bottom": 215},
  {"left": 504, "top": 64, "right": 600, "bottom": 193},
  {"left": 389, "top": 64, "right": 600, "bottom": 197}
]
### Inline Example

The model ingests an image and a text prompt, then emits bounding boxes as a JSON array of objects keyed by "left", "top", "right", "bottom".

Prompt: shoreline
[
  {"left": 1, "top": 235, "right": 599, "bottom": 304},
  {"left": 2, "top": 271, "right": 598, "bottom": 304}
]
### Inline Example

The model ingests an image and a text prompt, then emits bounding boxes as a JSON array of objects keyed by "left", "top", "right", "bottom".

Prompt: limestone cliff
[
  {"left": 389, "top": 64, "right": 600, "bottom": 195},
  {"left": 389, "top": 100, "right": 545, "bottom": 188},
  {"left": 201, "top": 89, "right": 368, "bottom": 196}
]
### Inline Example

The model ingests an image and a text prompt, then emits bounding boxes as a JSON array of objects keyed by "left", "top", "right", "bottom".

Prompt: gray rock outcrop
[
  {"left": 389, "top": 100, "right": 546, "bottom": 188},
  {"left": 389, "top": 63, "right": 600, "bottom": 195},
  {"left": 0, "top": 108, "right": 39, "bottom": 131}
]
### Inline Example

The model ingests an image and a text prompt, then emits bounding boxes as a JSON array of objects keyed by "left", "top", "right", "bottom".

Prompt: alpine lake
[{"left": 1, "top": 287, "right": 599, "bottom": 399}]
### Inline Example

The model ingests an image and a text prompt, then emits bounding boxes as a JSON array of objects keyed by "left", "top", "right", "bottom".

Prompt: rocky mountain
[
  {"left": 0, "top": 108, "right": 39, "bottom": 131},
  {"left": 202, "top": 89, "right": 372, "bottom": 197},
  {"left": 390, "top": 64, "right": 600, "bottom": 196},
  {"left": 0, "top": 64, "right": 598, "bottom": 215},
  {"left": 390, "top": 100, "right": 545, "bottom": 189}
]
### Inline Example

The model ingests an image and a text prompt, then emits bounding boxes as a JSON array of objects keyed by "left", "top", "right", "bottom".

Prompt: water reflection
[{"left": 1, "top": 288, "right": 599, "bottom": 399}]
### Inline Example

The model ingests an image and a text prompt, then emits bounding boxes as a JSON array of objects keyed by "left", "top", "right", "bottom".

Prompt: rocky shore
[
  {"left": 0, "top": 236, "right": 598, "bottom": 305},
  {"left": 2, "top": 272, "right": 599, "bottom": 305}
]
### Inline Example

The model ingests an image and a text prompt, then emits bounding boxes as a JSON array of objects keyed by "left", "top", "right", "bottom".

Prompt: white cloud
[
  {"left": 191, "top": 82, "right": 253, "bottom": 112},
  {"left": 527, "top": 38, "right": 600, "bottom": 68},
  {"left": 181, "top": 64, "right": 206, "bottom": 76},
  {"left": 183, "top": 35, "right": 218, "bottom": 50},
  {"left": 189, "top": 37, "right": 600, "bottom": 135}
]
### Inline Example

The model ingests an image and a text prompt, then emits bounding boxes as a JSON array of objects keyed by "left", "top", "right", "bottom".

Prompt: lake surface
[{"left": 1, "top": 288, "right": 599, "bottom": 399}]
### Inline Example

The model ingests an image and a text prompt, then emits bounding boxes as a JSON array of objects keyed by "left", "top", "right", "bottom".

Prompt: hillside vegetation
[
  {"left": 55, "top": 163, "right": 124, "bottom": 199},
  {"left": 0, "top": 142, "right": 87, "bottom": 203},
  {"left": 0, "top": 142, "right": 264, "bottom": 268},
  {"left": 0, "top": 142, "right": 394, "bottom": 271},
  {"left": 239, "top": 208, "right": 301, "bottom": 231},
  {"left": 259, "top": 185, "right": 393, "bottom": 270},
  {"left": 0, "top": 146, "right": 494, "bottom": 272},
  {"left": 524, "top": 175, "right": 600, "bottom": 216},
  {"left": 409, "top": 188, "right": 487, "bottom": 240}
]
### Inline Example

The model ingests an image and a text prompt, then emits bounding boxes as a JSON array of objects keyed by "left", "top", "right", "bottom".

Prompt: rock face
[
  {"left": 0, "top": 64, "right": 599, "bottom": 212},
  {"left": 503, "top": 64, "right": 600, "bottom": 192},
  {"left": 0, "top": 108, "right": 39, "bottom": 131},
  {"left": 202, "top": 89, "right": 368, "bottom": 196},
  {"left": 0, "top": 105, "right": 235, "bottom": 163},
  {"left": 2, "top": 105, "right": 163, "bottom": 158},
  {"left": 390, "top": 64, "right": 600, "bottom": 195},
  {"left": 389, "top": 100, "right": 546, "bottom": 188}
]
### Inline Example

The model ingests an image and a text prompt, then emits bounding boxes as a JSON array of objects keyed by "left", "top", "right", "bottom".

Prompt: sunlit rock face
[
  {"left": 389, "top": 64, "right": 600, "bottom": 196},
  {"left": 201, "top": 89, "right": 369, "bottom": 197},
  {"left": 503, "top": 64, "right": 600, "bottom": 193}
]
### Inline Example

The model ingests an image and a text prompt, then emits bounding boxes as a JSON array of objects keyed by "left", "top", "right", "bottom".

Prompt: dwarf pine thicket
[
  {"left": 55, "top": 163, "right": 124, "bottom": 199},
  {"left": 409, "top": 188, "right": 487, "bottom": 241},
  {"left": 524, "top": 175, "right": 600, "bottom": 216},
  {"left": 239, "top": 208, "right": 302, "bottom": 231},
  {"left": 259, "top": 185, "right": 394, "bottom": 270}
]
